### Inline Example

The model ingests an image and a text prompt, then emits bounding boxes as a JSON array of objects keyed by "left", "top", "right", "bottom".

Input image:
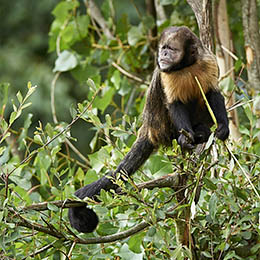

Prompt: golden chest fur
[{"left": 160, "top": 55, "right": 219, "bottom": 104}]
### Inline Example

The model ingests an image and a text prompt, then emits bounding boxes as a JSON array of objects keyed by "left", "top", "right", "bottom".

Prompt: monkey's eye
[{"left": 161, "top": 45, "right": 177, "bottom": 52}]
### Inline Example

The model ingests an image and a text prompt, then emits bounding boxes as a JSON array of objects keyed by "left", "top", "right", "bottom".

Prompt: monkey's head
[{"left": 157, "top": 26, "right": 202, "bottom": 73}]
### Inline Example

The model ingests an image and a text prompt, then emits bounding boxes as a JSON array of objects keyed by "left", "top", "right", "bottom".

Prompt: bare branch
[
  {"left": 112, "top": 62, "right": 150, "bottom": 85},
  {"left": 155, "top": 0, "right": 167, "bottom": 22},
  {"left": 75, "top": 221, "right": 150, "bottom": 244},
  {"left": 85, "top": 0, "right": 114, "bottom": 39}
]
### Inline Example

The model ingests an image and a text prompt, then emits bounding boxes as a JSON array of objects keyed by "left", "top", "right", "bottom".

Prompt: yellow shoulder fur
[{"left": 160, "top": 54, "right": 219, "bottom": 104}]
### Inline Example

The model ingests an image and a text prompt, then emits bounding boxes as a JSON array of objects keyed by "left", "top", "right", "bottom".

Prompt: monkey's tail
[
  {"left": 68, "top": 206, "right": 99, "bottom": 233},
  {"left": 68, "top": 175, "right": 115, "bottom": 233}
]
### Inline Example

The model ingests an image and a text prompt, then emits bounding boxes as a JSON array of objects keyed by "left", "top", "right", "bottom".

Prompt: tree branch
[
  {"left": 75, "top": 221, "right": 150, "bottom": 244},
  {"left": 112, "top": 62, "right": 150, "bottom": 85},
  {"left": 85, "top": 0, "right": 114, "bottom": 39}
]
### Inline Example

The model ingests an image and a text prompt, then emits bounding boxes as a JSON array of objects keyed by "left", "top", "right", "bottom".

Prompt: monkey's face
[
  {"left": 157, "top": 38, "right": 184, "bottom": 72},
  {"left": 157, "top": 26, "right": 199, "bottom": 73}
]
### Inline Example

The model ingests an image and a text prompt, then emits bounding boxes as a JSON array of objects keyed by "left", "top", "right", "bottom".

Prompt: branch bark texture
[
  {"left": 187, "top": 0, "right": 213, "bottom": 50},
  {"left": 241, "top": 0, "right": 260, "bottom": 91}
]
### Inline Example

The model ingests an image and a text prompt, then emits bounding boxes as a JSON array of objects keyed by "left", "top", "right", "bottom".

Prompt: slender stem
[
  {"left": 51, "top": 72, "right": 61, "bottom": 124},
  {"left": 195, "top": 76, "right": 217, "bottom": 126}
]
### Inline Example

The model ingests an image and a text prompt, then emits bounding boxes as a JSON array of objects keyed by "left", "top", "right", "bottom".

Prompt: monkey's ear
[
  {"left": 186, "top": 38, "right": 197, "bottom": 53},
  {"left": 184, "top": 41, "right": 198, "bottom": 66}
]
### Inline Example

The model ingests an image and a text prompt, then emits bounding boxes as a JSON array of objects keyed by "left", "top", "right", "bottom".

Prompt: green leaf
[
  {"left": 21, "top": 102, "right": 32, "bottom": 110},
  {"left": 96, "top": 222, "right": 118, "bottom": 236},
  {"left": 244, "top": 104, "right": 253, "bottom": 124},
  {"left": 0, "top": 147, "right": 10, "bottom": 166},
  {"left": 111, "top": 70, "right": 121, "bottom": 89},
  {"left": 61, "top": 23, "right": 76, "bottom": 44},
  {"left": 52, "top": 1, "right": 79, "bottom": 22},
  {"left": 241, "top": 231, "right": 252, "bottom": 240},
  {"left": 24, "top": 113, "right": 33, "bottom": 129},
  {"left": 51, "top": 186, "right": 60, "bottom": 197},
  {"left": 128, "top": 26, "right": 144, "bottom": 46},
  {"left": 234, "top": 187, "right": 248, "bottom": 201},
  {"left": 202, "top": 251, "right": 212, "bottom": 258},
  {"left": 205, "top": 132, "right": 214, "bottom": 150},
  {"left": 87, "top": 78, "right": 97, "bottom": 92},
  {"left": 84, "top": 169, "right": 98, "bottom": 185},
  {"left": 219, "top": 76, "right": 234, "bottom": 92},
  {"left": 209, "top": 193, "right": 217, "bottom": 221},
  {"left": 9, "top": 111, "right": 17, "bottom": 125},
  {"left": 93, "top": 87, "right": 115, "bottom": 113},
  {"left": 128, "top": 232, "right": 145, "bottom": 253},
  {"left": 0, "top": 82, "right": 9, "bottom": 114},
  {"left": 9, "top": 174, "right": 31, "bottom": 190},
  {"left": 34, "top": 134, "right": 43, "bottom": 145},
  {"left": 88, "top": 148, "right": 109, "bottom": 173},
  {"left": 142, "top": 15, "right": 155, "bottom": 30},
  {"left": 239, "top": 125, "right": 250, "bottom": 136},
  {"left": 203, "top": 177, "right": 217, "bottom": 191},
  {"left": 117, "top": 243, "right": 144, "bottom": 260},
  {"left": 77, "top": 15, "right": 89, "bottom": 37},
  {"left": 171, "top": 245, "right": 182, "bottom": 259},
  {"left": 251, "top": 243, "right": 260, "bottom": 254},
  {"left": 47, "top": 203, "right": 59, "bottom": 212},
  {"left": 144, "top": 154, "right": 172, "bottom": 177},
  {"left": 53, "top": 50, "right": 78, "bottom": 72},
  {"left": 75, "top": 167, "right": 85, "bottom": 182},
  {"left": 16, "top": 91, "right": 23, "bottom": 104}
]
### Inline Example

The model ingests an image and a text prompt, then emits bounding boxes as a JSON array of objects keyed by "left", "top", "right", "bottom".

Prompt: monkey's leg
[
  {"left": 206, "top": 91, "right": 229, "bottom": 141},
  {"left": 168, "top": 101, "right": 195, "bottom": 149},
  {"left": 68, "top": 136, "right": 155, "bottom": 233}
]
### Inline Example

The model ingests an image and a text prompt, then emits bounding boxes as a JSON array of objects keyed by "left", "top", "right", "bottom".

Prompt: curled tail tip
[{"left": 68, "top": 206, "right": 99, "bottom": 233}]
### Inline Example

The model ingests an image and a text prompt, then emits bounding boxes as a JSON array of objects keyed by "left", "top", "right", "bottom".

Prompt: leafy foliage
[{"left": 0, "top": 0, "right": 260, "bottom": 259}]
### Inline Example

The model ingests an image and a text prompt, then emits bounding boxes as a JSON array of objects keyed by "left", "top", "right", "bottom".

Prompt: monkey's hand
[
  {"left": 178, "top": 129, "right": 195, "bottom": 150},
  {"left": 68, "top": 175, "right": 117, "bottom": 233},
  {"left": 215, "top": 123, "right": 229, "bottom": 141}
]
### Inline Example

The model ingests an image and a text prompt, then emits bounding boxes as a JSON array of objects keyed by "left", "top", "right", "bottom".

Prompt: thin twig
[
  {"left": 22, "top": 242, "right": 56, "bottom": 260},
  {"left": 221, "top": 45, "right": 238, "bottom": 61},
  {"left": 51, "top": 72, "right": 61, "bottom": 124},
  {"left": 65, "top": 138, "right": 90, "bottom": 166},
  {"left": 112, "top": 62, "right": 150, "bottom": 85}
]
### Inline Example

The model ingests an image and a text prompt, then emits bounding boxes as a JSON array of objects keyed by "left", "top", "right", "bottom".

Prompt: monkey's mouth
[
  {"left": 159, "top": 59, "right": 172, "bottom": 70},
  {"left": 159, "top": 58, "right": 171, "bottom": 64}
]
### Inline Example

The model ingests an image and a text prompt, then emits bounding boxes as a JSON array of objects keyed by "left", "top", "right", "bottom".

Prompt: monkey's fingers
[
  {"left": 215, "top": 124, "right": 229, "bottom": 141},
  {"left": 178, "top": 134, "right": 195, "bottom": 150}
]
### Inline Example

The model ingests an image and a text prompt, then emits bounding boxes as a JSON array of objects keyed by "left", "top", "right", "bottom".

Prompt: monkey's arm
[
  {"left": 168, "top": 101, "right": 195, "bottom": 149},
  {"left": 206, "top": 90, "right": 229, "bottom": 141}
]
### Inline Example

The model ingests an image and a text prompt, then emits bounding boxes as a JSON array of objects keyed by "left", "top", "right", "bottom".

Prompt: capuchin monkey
[{"left": 68, "top": 26, "right": 229, "bottom": 233}]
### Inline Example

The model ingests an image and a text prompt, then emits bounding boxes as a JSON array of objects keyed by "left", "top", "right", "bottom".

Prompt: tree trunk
[
  {"left": 187, "top": 0, "right": 214, "bottom": 50},
  {"left": 241, "top": 0, "right": 260, "bottom": 139},
  {"left": 214, "top": 0, "right": 241, "bottom": 140}
]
